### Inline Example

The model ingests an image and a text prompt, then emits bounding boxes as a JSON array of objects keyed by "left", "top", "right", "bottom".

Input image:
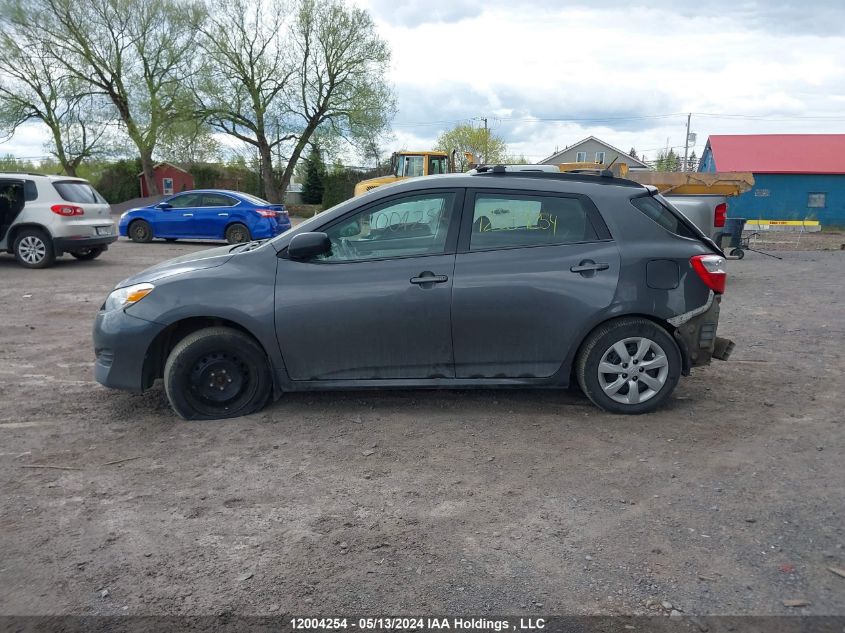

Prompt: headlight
[{"left": 104, "top": 283, "right": 155, "bottom": 311}]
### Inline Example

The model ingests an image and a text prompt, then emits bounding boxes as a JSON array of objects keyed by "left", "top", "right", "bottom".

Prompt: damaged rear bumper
[{"left": 670, "top": 293, "right": 734, "bottom": 374}]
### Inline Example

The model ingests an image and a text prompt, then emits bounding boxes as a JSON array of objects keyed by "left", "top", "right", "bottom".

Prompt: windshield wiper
[{"left": 229, "top": 239, "right": 265, "bottom": 253}]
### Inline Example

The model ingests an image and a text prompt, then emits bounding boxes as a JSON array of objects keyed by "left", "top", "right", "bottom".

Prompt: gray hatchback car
[{"left": 93, "top": 168, "right": 734, "bottom": 420}]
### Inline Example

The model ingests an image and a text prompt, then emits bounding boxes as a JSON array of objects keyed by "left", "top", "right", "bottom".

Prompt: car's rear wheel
[
  {"left": 70, "top": 247, "right": 104, "bottom": 260},
  {"left": 128, "top": 220, "right": 153, "bottom": 243},
  {"left": 163, "top": 326, "right": 272, "bottom": 420},
  {"left": 576, "top": 317, "right": 681, "bottom": 414},
  {"left": 225, "top": 223, "right": 250, "bottom": 244},
  {"left": 13, "top": 229, "right": 55, "bottom": 268}
]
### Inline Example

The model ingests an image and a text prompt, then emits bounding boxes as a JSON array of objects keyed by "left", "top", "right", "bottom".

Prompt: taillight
[
  {"left": 51, "top": 204, "right": 84, "bottom": 216},
  {"left": 255, "top": 208, "right": 278, "bottom": 217},
  {"left": 691, "top": 254, "right": 727, "bottom": 294},
  {"left": 714, "top": 202, "right": 727, "bottom": 228}
]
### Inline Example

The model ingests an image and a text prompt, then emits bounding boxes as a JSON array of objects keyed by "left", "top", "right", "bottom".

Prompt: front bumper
[
  {"left": 55, "top": 235, "right": 117, "bottom": 255},
  {"left": 672, "top": 295, "right": 733, "bottom": 373},
  {"left": 93, "top": 309, "right": 164, "bottom": 392}
]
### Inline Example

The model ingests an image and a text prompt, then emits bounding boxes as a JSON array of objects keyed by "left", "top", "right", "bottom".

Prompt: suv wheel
[
  {"left": 128, "top": 219, "right": 153, "bottom": 243},
  {"left": 576, "top": 317, "right": 681, "bottom": 414},
  {"left": 14, "top": 229, "right": 56, "bottom": 268},
  {"left": 225, "top": 223, "right": 250, "bottom": 244},
  {"left": 163, "top": 326, "right": 272, "bottom": 420},
  {"left": 70, "top": 247, "right": 104, "bottom": 260}
]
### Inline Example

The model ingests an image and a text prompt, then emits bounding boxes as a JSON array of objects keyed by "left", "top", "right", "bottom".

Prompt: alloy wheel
[{"left": 18, "top": 235, "right": 47, "bottom": 265}]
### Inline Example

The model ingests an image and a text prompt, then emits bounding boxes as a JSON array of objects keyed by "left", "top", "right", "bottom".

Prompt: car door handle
[
  {"left": 218, "top": 213, "right": 229, "bottom": 216},
  {"left": 410, "top": 272, "right": 448, "bottom": 285},
  {"left": 183, "top": 213, "right": 194, "bottom": 217},
  {"left": 570, "top": 261, "right": 609, "bottom": 273}
]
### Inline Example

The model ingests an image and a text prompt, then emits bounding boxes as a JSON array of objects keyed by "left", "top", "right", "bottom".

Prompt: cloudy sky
[
  {"left": 355, "top": 0, "right": 845, "bottom": 163},
  {"left": 3, "top": 0, "right": 845, "bottom": 165}
]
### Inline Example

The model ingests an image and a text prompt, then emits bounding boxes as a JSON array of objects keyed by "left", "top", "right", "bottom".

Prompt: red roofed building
[
  {"left": 138, "top": 162, "right": 195, "bottom": 198},
  {"left": 699, "top": 134, "right": 845, "bottom": 226}
]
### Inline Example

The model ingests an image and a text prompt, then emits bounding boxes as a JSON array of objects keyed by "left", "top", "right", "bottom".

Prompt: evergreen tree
[
  {"left": 628, "top": 147, "right": 638, "bottom": 159},
  {"left": 301, "top": 144, "right": 326, "bottom": 204}
]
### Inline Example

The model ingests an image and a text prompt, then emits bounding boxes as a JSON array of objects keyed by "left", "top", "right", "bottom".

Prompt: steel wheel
[
  {"left": 18, "top": 235, "right": 47, "bottom": 265},
  {"left": 189, "top": 351, "right": 250, "bottom": 407},
  {"left": 597, "top": 337, "right": 669, "bottom": 405},
  {"left": 129, "top": 220, "right": 153, "bottom": 243}
]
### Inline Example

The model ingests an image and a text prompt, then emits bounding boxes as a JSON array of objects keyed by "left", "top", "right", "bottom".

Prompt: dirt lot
[{"left": 0, "top": 238, "right": 843, "bottom": 618}]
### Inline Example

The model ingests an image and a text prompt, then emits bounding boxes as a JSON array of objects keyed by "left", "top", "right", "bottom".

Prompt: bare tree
[
  {"left": 23, "top": 0, "right": 204, "bottom": 195},
  {"left": 0, "top": 20, "right": 109, "bottom": 176},
  {"left": 194, "top": 0, "right": 295, "bottom": 201},
  {"left": 279, "top": 0, "right": 394, "bottom": 195}
]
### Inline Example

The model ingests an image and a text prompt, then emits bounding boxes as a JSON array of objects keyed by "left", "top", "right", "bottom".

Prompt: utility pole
[
  {"left": 683, "top": 113, "right": 691, "bottom": 172},
  {"left": 481, "top": 117, "right": 488, "bottom": 164}
]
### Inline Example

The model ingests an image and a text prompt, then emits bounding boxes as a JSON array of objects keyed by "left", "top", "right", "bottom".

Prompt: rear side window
[
  {"left": 24, "top": 180, "right": 38, "bottom": 201},
  {"left": 53, "top": 181, "right": 107, "bottom": 204},
  {"left": 469, "top": 193, "right": 599, "bottom": 251},
  {"left": 200, "top": 193, "right": 238, "bottom": 207},
  {"left": 631, "top": 196, "right": 696, "bottom": 239}
]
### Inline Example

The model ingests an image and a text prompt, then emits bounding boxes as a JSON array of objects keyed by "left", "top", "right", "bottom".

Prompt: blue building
[{"left": 699, "top": 134, "right": 845, "bottom": 227}]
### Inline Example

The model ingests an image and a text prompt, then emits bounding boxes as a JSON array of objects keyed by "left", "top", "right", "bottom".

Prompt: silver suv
[{"left": 0, "top": 173, "right": 116, "bottom": 268}]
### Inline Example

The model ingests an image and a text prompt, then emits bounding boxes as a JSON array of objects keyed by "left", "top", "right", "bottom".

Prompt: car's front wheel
[
  {"left": 163, "top": 326, "right": 272, "bottom": 420},
  {"left": 576, "top": 317, "right": 681, "bottom": 414},
  {"left": 128, "top": 219, "right": 153, "bottom": 243},
  {"left": 13, "top": 229, "right": 56, "bottom": 268}
]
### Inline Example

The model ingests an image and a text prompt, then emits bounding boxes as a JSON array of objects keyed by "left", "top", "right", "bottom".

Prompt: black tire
[
  {"left": 13, "top": 228, "right": 55, "bottom": 269},
  {"left": 128, "top": 219, "right": 153, "bottom": 243},
  {"left": 730, "top": 248, "right": 745, "bottom": 259},
  {"left": 70, "top": 247, "right": 104, "bottom": 260},
  {"left": 576, "top": 317, "right": 681, "bottom": 414},
  {"left": 163, "top": 326, "right": 272, "bottom": 420},
  {"left": 225, "top": 223, "right": 250, "bottom": 244}
]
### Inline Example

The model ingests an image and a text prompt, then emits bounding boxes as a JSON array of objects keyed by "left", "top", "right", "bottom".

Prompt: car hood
[{"left": 115, "top": 245, "right": 235, "bottom": 288}]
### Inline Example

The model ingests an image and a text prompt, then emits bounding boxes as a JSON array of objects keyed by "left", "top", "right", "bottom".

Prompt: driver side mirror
[
  {"left": 287, "top": 232, "right": 331, "bottom": 260},
  {"left": 156, "top": 202, "right": 172, "bottom": 210}
]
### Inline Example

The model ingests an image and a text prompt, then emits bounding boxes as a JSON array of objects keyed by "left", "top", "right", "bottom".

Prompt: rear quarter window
[
  {"left": 630, "top": 196, "right": 696, "bottom": 239},
  {"left": 52, "top": 181, "right": 107, "bottom": 204},
  {"left": 24, "top": 180, "right": 38, "bottom": 201}
]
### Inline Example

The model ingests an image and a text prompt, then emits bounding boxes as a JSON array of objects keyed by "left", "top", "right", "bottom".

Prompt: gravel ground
[{"left": 0, "top": 238, "right": 843, "bottom": 618}]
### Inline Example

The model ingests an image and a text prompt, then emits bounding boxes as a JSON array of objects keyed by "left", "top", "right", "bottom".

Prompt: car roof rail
[{"left": 471, "top": 166, "right": 644, "bottom": 188}]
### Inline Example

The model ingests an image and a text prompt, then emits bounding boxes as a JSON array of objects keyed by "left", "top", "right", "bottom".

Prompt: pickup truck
[{"left": 662, "top": 195, "right": 727, "bottom": 241}]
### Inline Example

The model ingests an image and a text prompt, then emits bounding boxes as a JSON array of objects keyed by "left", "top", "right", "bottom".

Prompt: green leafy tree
[
  {"left": 301, "top": 144, "right": 326, "bottom": 204},
  {"left": 96, "top": 158, "right": 143, "bottom": 203},
  {"left": 20, "top": 0, "right": 206, "bottom": 195},
  {"left": 279, "top": 0, "right": 394, "bottom": 195},
  {"left": 655, "top": 148, "right": 681, "bottom": 172},
  {"left": 0, "top": 14, "right": 110, "bottom": 176},
  {"left": 434, "top": 124, "right": 508, "bottom": 170}
]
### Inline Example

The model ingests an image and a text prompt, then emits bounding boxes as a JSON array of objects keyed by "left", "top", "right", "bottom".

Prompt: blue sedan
[{"left": 119, "top": 190, "right": 291, "bottom": 244}]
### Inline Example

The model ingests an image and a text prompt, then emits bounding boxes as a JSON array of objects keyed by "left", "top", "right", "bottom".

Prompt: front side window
[
  {"left": 319, "top": 192, "right": 456, "bottom": 262},
  {"left": 469, "top": 193, "right": 599, "bottom": 251},
  {"left": 166, "top": 193, "right": 201, "bottom": 208},
  {"left": 808, "top": 192, "right": 826, "bottom": 208},
  {"left": 53, "top": 181, "right": 107, "bottom": 204}
]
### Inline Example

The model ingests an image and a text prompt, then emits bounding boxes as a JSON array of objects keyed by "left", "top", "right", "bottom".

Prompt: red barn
[{"left": 138, "top": 162, "right": 194, "bottom": 197}]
